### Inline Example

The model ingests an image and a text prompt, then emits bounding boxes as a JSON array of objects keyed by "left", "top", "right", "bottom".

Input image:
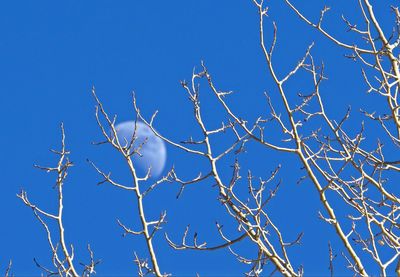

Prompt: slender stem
[{"left": 126, "top": 158, "right": 163, "bottom": 277}]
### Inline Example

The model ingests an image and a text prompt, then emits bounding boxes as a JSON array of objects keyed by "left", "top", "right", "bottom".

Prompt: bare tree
[
  {"left": 279, "top": 1, "right": 400, "bottom": 275},
  {"left": 16, "top": 1, "right": 400, "bottom": 276},
  {"left": 127, "top": 0, "right": 400, "bottom": 275},
  {"left": 89, "top": 88, "right": 172, "bottom": 277},
  {"left": 18, "top": 124, "right": 99, "bottom": 277}
]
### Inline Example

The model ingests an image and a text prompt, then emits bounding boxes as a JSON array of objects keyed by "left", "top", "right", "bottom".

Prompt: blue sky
[{"left": 0, "top": 0, "right": 396, "bottom": 276}]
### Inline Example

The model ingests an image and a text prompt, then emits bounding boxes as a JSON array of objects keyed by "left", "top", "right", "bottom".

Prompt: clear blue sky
[{"left": 0, "top": 0, "right": 394, "bottom": 276}]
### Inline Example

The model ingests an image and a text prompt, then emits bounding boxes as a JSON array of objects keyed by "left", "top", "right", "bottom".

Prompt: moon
[{"left": 114, "top": 121, "right": 167, "bottom": 178}]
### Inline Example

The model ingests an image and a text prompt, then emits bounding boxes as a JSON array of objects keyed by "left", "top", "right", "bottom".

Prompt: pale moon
[{"left": 114, "top": 121, "right": 167, "bottom": 178}]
